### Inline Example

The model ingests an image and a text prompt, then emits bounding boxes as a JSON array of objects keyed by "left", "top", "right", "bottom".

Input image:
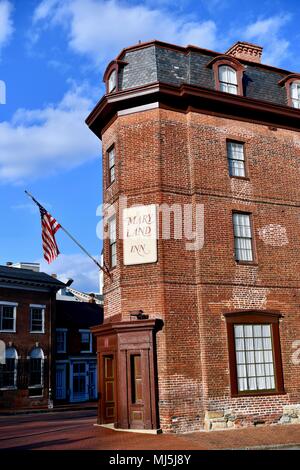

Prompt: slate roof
[
  {"left": 116, "top": 41, "right": 296, "bottom": 107},
  {"left": 0, "top": 265, "right": 65, "bottom": 290},
  {"left": 56, "top": 300, "right": 103, "bottom": 328}
]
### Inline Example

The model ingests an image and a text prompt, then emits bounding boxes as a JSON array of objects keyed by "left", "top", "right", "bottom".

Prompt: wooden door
[{"left": 102, "top": 355, "right": 115, "bottom": 423}]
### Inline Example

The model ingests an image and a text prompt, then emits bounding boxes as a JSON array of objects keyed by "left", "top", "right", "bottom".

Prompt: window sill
[
  {"left": 231, "top": 390, "right": 286, "bottom": 398},
  {"left": 235, "top": 260, "right": 258, "bottom": 266},
  {"left": 30, "top": 331, "right": 45, "bottom": 334},
  {"left": 0, "top": 387, "right": 17, "bottom": 391},
  {"left": 80, "top": 351, "right": 93, "bottom": 354},
  {"left": 0, "top": 330, "right": 16, "bottom": 333},
  {"left": 230, "top": 175, "right": 250, "bottom": 181}
]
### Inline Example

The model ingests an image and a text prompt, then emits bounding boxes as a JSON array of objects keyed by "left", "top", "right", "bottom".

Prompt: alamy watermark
[
  {"left": 96, "top": 195, "right": 205, "bottom": 251},
  {"left": 0, "top": 340, "right": 5, "bottom": 364},
  {"left": 0, "top": 80, "right": 6, "bottom": 105}
]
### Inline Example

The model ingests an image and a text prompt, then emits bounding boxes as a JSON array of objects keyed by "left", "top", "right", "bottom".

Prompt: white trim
[
  {"left": 30, "top": 306, "right": 45, "bottom": 334},
  {"left": 118, "top": 102, "right": 159, "bottom": 117},
  {"left": 0, "top": 301, "right": 18, "bottom": 306},
  {"left": 0, "top": 304, "right": 17, "bottom": 333}
]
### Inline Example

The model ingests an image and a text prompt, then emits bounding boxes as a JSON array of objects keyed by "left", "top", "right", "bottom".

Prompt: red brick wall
[
  {"left": 0, "top": 288, "right": 55, "bottom": 409},
  {"left": 101, "top": 107, "right": 300, "bottom": 431}
]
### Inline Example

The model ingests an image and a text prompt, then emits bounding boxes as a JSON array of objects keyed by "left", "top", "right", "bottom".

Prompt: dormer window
[
  {"left": 278, "top": 74, "right": 300, "bottom": 109},
  {"left": 219, "top": 66, "right": 238, "bottom": 95},
  {"left": 108, "top": 70, "right": 117, "bottom": 93},
  {"left": 103, "top": 59, "right": 127, "bottom": 95},
  {"left": 207, "top": 55, "right": 244, "bottom": 97},
  {"left": 290, "top": 82, "right": 300, "bottom": 109}
]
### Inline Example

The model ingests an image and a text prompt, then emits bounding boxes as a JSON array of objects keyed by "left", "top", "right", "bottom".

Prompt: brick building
[
  {"left": 55, "top": 300, "right": 103, "bottom": 403},
  {"left": 0, "top": 264, "right": 64, "bottom": 410},
  {"left": 87, "top": 41, "right": 300, "bottom": 432}
]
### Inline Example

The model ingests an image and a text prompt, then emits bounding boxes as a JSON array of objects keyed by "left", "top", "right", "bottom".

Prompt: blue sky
[{"left": 0, "top": 0, "right": 300, "bottom": 291}]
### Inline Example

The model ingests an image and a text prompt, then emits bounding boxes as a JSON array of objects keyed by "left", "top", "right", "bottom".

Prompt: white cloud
[
  {"left": 39, "top": 252, "right": 100, "bottom": 293},
  {"left": 0, "top": 83, "right": 100, "bottom": 184},
  {"left": 32, "top": 0, "right": 220, "bottom": 64},
  {"left": 242, "top": 14, "right": 291, "bottom": 66},
  {"left": 0, "top": 0, "right": 13, "bottom": 53}
]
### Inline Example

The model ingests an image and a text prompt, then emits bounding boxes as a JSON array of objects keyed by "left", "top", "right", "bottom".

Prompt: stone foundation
[{"left": 204, "top": 404, "right": 300, "bottom": 431}]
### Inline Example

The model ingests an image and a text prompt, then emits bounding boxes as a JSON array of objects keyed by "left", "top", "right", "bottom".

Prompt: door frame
[
  {"left": 55, "top": 362, "right": 67, "bottom": 400},
  {"left": 99, "top": 352, "right": 117, "bottom": 424},
  {"left": 70, "top": 360, "right": 88, "bottom": 402}
]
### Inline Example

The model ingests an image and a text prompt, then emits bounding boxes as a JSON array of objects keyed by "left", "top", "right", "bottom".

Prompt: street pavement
[{"left": 0, "top": 410, "right": 300, "bottom": 450}]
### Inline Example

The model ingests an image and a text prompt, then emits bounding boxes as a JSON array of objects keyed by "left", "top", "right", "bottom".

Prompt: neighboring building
[
  {"left": 54, "top": 300, "right": 103, "bottom": 403},
  {"left": 57, "top": 286, "right": 103, "bottom": 305},
  {"left": 86, "top": 40, "right": 300, "bottom": 432},
  {"left": 0, "top": 265, "right": 64, "bottom": 410}
]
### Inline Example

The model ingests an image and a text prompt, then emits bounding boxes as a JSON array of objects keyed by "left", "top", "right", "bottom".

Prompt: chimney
[
  {"left": 6, "top": 262, "right": 13, "bottom": 266},
  {"left": 226, "top": 41, "right": 263, "bottom": 64},
  {"left": 51, "top": 273, "right": 57, "bottom": 279}
]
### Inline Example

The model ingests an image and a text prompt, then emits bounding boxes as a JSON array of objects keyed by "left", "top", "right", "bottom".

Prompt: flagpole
[{"left": 25, "top": 190, "right": 111, "bottom": 279}]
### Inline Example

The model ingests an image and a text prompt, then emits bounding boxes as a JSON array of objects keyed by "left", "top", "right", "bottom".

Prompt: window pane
[
  {"left": 234, "top": 323, "right": 276, "bottom": 392},
  {"left": 233, "top": 213, "right": 253, "bottom": 261},
  {"left": 108, "top": 70, "right": 116, "bottom": 93},
  {"left": 31, "top": 308, "right": 43, "bottom": 332},
  {"left": 219, "top": 66, "right": 238, "bottom": 94},
  {"left": 0, "top": 306, "right": 15, "bottom": 331}
]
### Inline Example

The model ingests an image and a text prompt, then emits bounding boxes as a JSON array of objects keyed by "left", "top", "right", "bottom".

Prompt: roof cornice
[{"left": 86, "top": 81, "right": 300, "bottom": 139}]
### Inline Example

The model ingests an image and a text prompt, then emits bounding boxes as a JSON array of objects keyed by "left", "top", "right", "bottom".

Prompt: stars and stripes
[{"left": 39, "top": 205, "right": 61, "bottom": 264}]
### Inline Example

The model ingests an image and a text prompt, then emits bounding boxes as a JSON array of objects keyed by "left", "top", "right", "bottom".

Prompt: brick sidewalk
[{"left": 93, "top": 424, "right": 300, "bottom": 450}]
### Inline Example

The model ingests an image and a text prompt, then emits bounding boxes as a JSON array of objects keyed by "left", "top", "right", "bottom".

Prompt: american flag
[{"left": 39, "top": 205, "right": 61, "bottom": 264}]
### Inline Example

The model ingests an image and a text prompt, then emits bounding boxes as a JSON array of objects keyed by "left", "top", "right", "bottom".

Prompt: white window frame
[
  {"left": 56, "top": 328, "right": 67, "bottom": 353},
  {"left": 108, "top": 146, "right": 116, "bottom": 184},
  {"left": 0, "top": 302, "right": 17, "bottom": 333},
  {"left": 30, "top": 304, "right": 45, "bottom": 334},
  {"left": 227, "top": 141, "right": 246, "bottom": 178},
  {"left": 79, "top": 329, "right": 92, "bottom": 353},
  {"left": 234, "top": 324, "right": 276, "bottom": 392},
  {"left": 0, "top": 347, "right": 18, "bottom": 391},
  {"left": 290, "top": 81, "right": 300, "bottom": 109},
  {"left": 233, "top": 212, "right": 254, "bottom": 262},
  {"left": 219, "top": 65, "right": 238, "bottom": 95},
  {"left": 108, "top": 70, "right": 117, "bottom": 93},
  {"left": 28, "top": 348, "right": 45, "bottom": 393},
  {"left": 109, "top": 216, "right": 117, "bottom": 268}
]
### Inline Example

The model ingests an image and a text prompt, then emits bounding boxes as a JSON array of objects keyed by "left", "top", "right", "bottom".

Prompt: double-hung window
[
  {"left": 0, "top": 303, "right": 17, "bottom": 332},
  {"left": 0, "top": 347, "right": 18, "bottom": 389},
  {"left": 80, "top": 330, "right": 92, "bottom": 353},
  {"left": 109, "top": 216, "right": 117, "bottom": 268},
  {"left": 227, "top": 141, "right": 246, "bottom": 177},
  {"left": 56, "top": 329, "right": 67, "bottom": 353},
  {"left": 108, "top": 146, "right": 115, "bottom": 184},
  {"left": 233, "top": 212, "right": 253, "bottom": 262},
  {"left": 30, "top": 305, "right": 45, "bottom": 333}
]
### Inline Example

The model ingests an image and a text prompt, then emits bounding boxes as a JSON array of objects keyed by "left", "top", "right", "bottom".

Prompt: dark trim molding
[
  {"left": 225, "top": 311, "right": 285, "bottom": 397},
  {"left": 86, "top": 81, "right": 300, "bottom": 139}
]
